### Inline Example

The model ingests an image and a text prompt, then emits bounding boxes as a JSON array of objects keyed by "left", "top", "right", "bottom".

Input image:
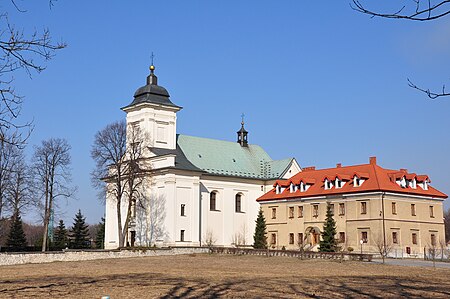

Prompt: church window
[
  {"left": 210, "top": 192, "right": 217, "bottom": 211},
  {"left": 312, "top": 204, "right": 319, "bottom": 217},
  {"left": 298, "top": 206, "right": 303, "bottom": 218},
  {"left": 289, "top": 233, "right": 294, "bottom": 244},
  {"left": 431, "top": 234, "right": 436, "bottom": 246},
  {"left": 361, "top": 231, "right": 368, "bottom": 243},
  {"left": 271, "top": 233, "right": 277, "bottom": 245},
  {"left": 235, "top": 194, "right": 242, "bottom": 213},
  {"left": 289, "top": 207, "right": 294, "bottom": 218},
  {"left": 392, "top": 231, "right": 398, "bottom": 244},
  {"left": 360, "top": 202, "right": 367, "bottom": 215},
  {"left": 339, "top": 232, "right": 345, "bottom": 243},
  {"left": 411, "top": 204, "right": 416, "bottom": 216},
  {"left": 412, "top": 233, "right": 418, "bottom": 245},
  {"left": 180, "top": 230, "right": 185, "bottom": 242},
  {"left": 298, "top": 233, "right": 303, "bottom": 245},
  {"left": 339, "top": 203, "right": 345, "bottom": 216},
  {"left": 181, "top": 204, "right": 186, "bottom": 216}
]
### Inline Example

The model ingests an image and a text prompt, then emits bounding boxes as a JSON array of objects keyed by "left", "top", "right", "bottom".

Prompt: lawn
[{"left": 1, "top": 254, "right": 449, "bottom": 298}]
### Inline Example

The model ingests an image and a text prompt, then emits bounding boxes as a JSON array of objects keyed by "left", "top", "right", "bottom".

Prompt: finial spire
[
  {"left": 147, "top": 52, "right": 158, "bottom": 85},
  {"left": 149, "top": 52, "right": 156, "bottom": 74},
  {"left": 237, "top": 113, "right": 248, "bottom": 147}
]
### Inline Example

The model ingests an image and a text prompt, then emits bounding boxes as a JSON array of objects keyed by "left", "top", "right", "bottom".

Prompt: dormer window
[
  {"left": 290, "top": 183, "right": 297, "bottom": 193},
  {"left": 324, "top": 179, "right": 333, "bottom": 190},
  {"left": 353, "top": 175, "right": 365, "bottom": 187},
  {"left": 400, "top": 177, "right": 407, "bottom": 188},
  {"left": 275, "top": 185, "right": 282, "bottom": 194},
  {"left": 409, "top": 178, "right": 417, "bottom": 189},
  {"left": 335, "top": 178, "right": 343, "bottom": 189}
]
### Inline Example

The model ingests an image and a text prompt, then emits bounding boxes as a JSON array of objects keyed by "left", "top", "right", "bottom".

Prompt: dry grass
[{"left": 1, "top": 254, "right": 449, "bottom": 298}]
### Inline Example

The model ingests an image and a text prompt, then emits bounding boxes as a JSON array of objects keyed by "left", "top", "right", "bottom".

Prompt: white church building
[{"left": 104, "top": 65, "right": 300, "bottom": 249}]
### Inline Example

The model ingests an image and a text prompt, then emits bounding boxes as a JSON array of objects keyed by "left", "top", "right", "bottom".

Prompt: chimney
[
  {"left": 336, "top": 163, "right": 342, "bottom": 168},
  {"left": 369, "top": 156, "right": 377, "bottom": 165},
  {"left": 400, "top": 168, "right": 408, "bottom": 173},
  {"left": 303, "top": 166, "right": 316, "bottom": 172}
]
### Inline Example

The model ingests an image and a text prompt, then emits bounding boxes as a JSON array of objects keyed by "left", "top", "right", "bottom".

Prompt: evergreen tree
[
  {"left": 54, "top": 219, "right": 68, "bottom": 249},
  {"left": 319, "top": 203, "right": 337, "bottom": 252},
  {"left": 253, "top": 208, "right": 267, "bottom": 249},
  {"left": 6, "top": 212, "right": 27, "bottom": 251},
  {"left": 70, "top": 210, "right": 90, "bottom": 249},
  {"left": 95, "top": 217, "right": 105, "bottom": 249}
]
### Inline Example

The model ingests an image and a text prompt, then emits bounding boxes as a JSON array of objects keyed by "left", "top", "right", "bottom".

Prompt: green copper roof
[{"left": 176, "top": 134, "right": 293, "bottom": 179}]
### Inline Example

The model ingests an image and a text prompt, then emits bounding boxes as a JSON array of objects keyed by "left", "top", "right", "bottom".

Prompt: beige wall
[{"left": 261, "top": 192, "right": 445, "bottom": 256}]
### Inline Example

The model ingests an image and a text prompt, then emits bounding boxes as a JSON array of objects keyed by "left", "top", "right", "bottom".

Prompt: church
[{"left": 104, "top": 65, "right": 300, "bottom": 249}]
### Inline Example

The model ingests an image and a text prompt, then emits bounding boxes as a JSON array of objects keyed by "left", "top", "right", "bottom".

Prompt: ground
[{"left": 1, "top": 254, "right": 450, "bottom": 298}]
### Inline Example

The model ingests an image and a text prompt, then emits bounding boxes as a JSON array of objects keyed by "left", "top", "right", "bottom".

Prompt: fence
[
  {"left": 423, "top": 246, "right": 450, "bottom": 262},
  {"left": 210, "top": 247, "right": 373, "bottom": 261}
]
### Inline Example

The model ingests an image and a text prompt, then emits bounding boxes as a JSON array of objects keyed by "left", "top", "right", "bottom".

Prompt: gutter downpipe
[{"left": 381, "top": 192, "right": 387, "bottom": 263}]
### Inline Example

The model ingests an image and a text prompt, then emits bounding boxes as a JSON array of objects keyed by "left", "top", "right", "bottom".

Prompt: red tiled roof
[{"left": 258, "top": 157, "right": 447, "bottom": 202}]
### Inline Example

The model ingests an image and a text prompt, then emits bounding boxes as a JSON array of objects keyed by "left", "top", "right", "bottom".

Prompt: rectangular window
[
  {"left": 392, "top": 202, "right": 397, "bottom": 215},
  {"left": 431, "top": 234, "right": 437, "bottom": 246},
  {"left": 235, "top": 194, "right": 242, "bottom": 213},
  {"left": 429, "top": 206, "right": 434, "bottom": 218},
  {"left": 412, "top": 233, "right": 418, "bottom": 245},
  {"left": 339, "top": 203, "right": 345, "bottom": 216},
  {"left": 210, "top": 192, "right": 216, "bottom": 211},
  {"left": 361, "top": 231, "right": 368, "bottom": 243},
  {"left": 180, "top": 230, "right": 185, "bottom": 242},
  {"left": 181, "top": 204, "right": 186, "bottom": 216},
  {"left": 289, "top": 207, "right": 294, "bottom": 218},
  {"left": 298, "top": 206, "right": 303, "bottom": 218},
  {"left": 271, "top": 233, "right": 277, "bottom": 245},
  {"left": 339, "top": 232, "right": 345, "bottom": 243},
  {"left": 313, "top": 204, "right": 319, "bottom": 217},
  {"left": 289, "top": 233, "right": 294, "bottom": 244},
  {"left": 392, "top": 232, "right": 398, "bottom": 244},
  {"left": 411, "top": 204, "right": 416, "bottom": 216},
  {"left": 330, "top": 204, "right": 335, "bottom": 215},
  {"left": 272, "top": 208, "right": 277, "bottom": 219},
  {"left": 298, "top": 233, "right": 303, "bottom": 245},
  {"left": 361, "top": 202, "right": 367, "bottom": 215}
]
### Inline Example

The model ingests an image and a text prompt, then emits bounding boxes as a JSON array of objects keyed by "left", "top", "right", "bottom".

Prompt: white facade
[{"left": 104, "top": 68, "right": 301, "bottom": 249}]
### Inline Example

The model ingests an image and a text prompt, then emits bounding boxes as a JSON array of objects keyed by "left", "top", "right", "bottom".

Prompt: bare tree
[
  {"left": 0, "top": 136, "right": 16, "bottom": 219},
  {"left": 231, "top": 224, "right": 247, "bottom": 247},
  {"left": 351, "top": 0, "right": 450, "bottom": 99},
  {"left": 444, "top": 207, "right": 450, "bottom": 243},
  {"left": 32, "top": 138, "right": 75, "bottom": 251},
  {"left": 374, "top": 233, "right": 394, "bottom": 263},
  {"left": 5, "top": 145, "right": 34, "bottom": 216},
  {"left": 203, "top": 229, "right": 217, "bottom": 251},
  {"left": 135, "top": 194, "right": 167, "bottom": 247},
  {"left": 91, "top": 121, "right": 151, "bottom": 248},
  {"left": 0, "top": 1, "right": 66, "bottom": 145}
]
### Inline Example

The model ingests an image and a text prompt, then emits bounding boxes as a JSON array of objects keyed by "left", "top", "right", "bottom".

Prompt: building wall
[{"left": 261, "top": 192, "right": 445, "bottom": 256}]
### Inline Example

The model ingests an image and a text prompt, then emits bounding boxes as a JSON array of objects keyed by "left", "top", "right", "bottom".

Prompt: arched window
[
  {"left": 235, "top": 194, "right": 242, "bottom": 213},
  {"left": 210, "top": 192, "right": 217, "bottom": 211}
]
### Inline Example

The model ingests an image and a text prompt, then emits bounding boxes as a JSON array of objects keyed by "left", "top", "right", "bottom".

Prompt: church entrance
[{"left": 305, "top": 227, "right": 321, "bottom": 247}]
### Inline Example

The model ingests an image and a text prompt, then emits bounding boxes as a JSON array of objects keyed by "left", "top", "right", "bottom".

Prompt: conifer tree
[
  {"left": 70, "top": 210, "right": 90, "bottom": 249},
  {"left": 6, "top": 212, "right": 27, "bottom": 251},
  {"left": 319, "top": 203, "right": 337, "bottom": 252},
  {"left": 95, "top": 217, "right": 105, "bottom": 249},
  {"left": 253, "top": 208, "right": 267, "bottom": 249},
  {"left": 54, "top": 219, "right": 68, "bottom": 249}
]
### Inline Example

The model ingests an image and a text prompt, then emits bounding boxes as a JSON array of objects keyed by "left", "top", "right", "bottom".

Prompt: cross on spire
[
  {"left": 150, "top": 52, "right": 155, "bottom": 66},
  {"left": 241, "top": 113, "right": 245, "bottom": 125}
]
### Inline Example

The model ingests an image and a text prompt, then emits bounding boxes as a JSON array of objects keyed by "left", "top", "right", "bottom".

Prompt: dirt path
[{"left": 1, "top": 254, "right": 449, "bottom": 298}]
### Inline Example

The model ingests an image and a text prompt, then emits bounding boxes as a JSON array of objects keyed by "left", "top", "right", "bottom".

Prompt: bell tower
[
  {"left": 122, "top": 60, "right": 182, "bottom": 150},
  {"left": 237, "top": 114, "right": 248, "bottom": 147}
]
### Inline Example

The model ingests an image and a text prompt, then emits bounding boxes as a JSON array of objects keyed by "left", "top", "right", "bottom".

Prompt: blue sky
[{"left": 7, "top": 1, "right": 450, "bottom": 224}]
